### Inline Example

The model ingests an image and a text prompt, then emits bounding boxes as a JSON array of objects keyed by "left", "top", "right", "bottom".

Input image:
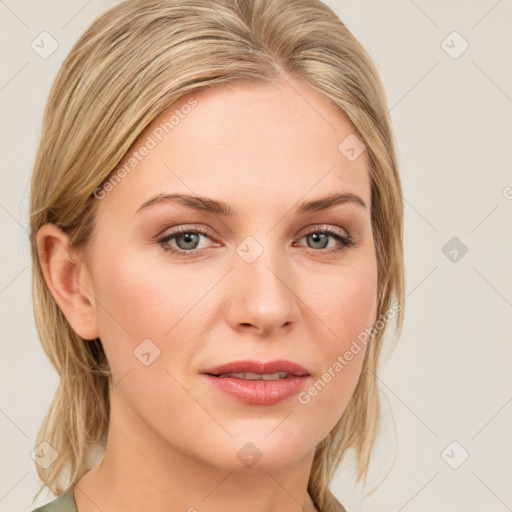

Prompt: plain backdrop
[{"left": 1, "top": 1, "right": 511, "bottom": 511}]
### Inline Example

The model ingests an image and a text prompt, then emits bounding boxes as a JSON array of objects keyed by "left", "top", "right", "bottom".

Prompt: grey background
[{"left": 1, "top": 1, "right": 511, "bottom": 511}]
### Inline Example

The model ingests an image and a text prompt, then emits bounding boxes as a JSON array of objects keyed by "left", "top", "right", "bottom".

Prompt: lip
[
  {"left": 203, "top": 359, "right": 310, "bottom": 377},
  {"left": 202, "top": 359, "right": 311, "bottom": 406}
]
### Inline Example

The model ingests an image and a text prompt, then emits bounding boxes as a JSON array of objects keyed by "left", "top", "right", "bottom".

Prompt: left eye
[
  {"left": 297, "top": 229, "right": 351, "bottom": 251},
  {"left": 158, "top": 226, "right": 354, "bottom": 257}
]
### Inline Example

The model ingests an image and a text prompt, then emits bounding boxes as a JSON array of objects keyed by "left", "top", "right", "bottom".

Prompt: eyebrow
[{"left": 135, "top": 191, "right": 367, "bottom": 217}]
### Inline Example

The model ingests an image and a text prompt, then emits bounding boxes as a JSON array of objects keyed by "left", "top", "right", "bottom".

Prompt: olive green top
[{"left": 31, "top": 488, "right": 78, "bottom": 512}]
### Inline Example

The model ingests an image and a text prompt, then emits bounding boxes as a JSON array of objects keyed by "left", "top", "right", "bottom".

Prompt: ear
[{"left": 36, "top": 223, "right": 100, "bottom": 340}]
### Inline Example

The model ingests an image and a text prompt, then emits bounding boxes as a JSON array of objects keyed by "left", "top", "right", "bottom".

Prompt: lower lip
[{"left": 203, "top": 374, "right": 310, "bottom": 405}]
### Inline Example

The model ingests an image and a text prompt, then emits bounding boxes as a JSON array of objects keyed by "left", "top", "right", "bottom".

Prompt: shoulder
[{"left": 31, "top": 488, "right": 77, "bottom": 512}]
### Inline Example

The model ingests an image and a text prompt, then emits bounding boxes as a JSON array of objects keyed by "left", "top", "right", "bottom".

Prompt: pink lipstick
[{"left": 202, "top": 359, "right": 310, "bottom": 406}]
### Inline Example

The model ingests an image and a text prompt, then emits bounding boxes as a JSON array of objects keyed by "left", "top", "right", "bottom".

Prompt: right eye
[{"left": 158, "top": 225, "right": 219, "bottom": 257}]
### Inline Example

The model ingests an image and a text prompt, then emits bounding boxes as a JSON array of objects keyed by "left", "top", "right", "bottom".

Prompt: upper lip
[{"left": 203, "top": 359, "right": 310, "bottom": 377}]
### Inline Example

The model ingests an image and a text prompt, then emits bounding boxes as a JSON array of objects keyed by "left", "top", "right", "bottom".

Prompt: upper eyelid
[{"left": 159, "top": 223, "right": 349, "bottom": 235}]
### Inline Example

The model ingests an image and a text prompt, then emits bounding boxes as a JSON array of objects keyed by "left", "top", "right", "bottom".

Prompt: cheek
[
  {"left": 89, "top": 255, "right": 204, "bottom": 428},
  {"left": 307, "top": 255, "right": 378, "bottom": 347},
  {"left": 297, "top": 262, "right": 377, "bottom": 435},
  {"left": 93, "top": 248, "right": 191, "bottom": 334},
  {"left": 90, "top": 250, "right": 217, "bottom": 381},
  {"left": 89, "top": 253, "right": 172, "bottom": 372}
]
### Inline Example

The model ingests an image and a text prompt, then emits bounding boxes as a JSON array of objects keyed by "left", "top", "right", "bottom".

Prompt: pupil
[
  {"left": 178, "top": 233, "right": 199, "bottom": 249},
  {"left": 309, "top": 233, "right": 328, "bottom": 249}
]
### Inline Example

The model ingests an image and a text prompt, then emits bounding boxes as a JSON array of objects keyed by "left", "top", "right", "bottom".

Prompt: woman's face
[{"left": 81, "top": 78, "right": 378, "bottom": 472}]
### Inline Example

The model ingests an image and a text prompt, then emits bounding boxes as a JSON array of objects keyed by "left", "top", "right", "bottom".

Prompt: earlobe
[{"left": 36, "top": 223, "right": 100, "bottom": 340}]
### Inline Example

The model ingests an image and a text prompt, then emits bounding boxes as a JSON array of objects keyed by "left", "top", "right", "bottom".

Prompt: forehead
[{"left": 98, "top": 78, "right": 370, "bottom": 218}]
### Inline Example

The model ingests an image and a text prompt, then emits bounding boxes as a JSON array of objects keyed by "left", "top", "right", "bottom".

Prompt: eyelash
[{"left": 157, "top": 225, "right": 355, "bottom": 259}]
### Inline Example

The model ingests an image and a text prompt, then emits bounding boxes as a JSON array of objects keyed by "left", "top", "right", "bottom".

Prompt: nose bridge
[{"left": 229, "top": 232, "right": 298, "bottom": 334}]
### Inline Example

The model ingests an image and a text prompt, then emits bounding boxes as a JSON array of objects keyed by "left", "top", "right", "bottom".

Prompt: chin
[{"left": 196, "top": 431, "right": 314, "bottom": 473}]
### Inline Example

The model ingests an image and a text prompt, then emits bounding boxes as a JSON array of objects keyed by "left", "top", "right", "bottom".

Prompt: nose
[{"left": 226, "top": 244, "right": 300, "bottom": 337}]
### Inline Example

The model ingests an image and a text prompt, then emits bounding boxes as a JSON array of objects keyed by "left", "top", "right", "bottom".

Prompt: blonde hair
[{"left": 29, "top": 1, "right": 405, "bottom": 510}]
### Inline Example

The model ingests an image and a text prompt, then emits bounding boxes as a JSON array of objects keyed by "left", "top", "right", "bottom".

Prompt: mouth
[
  {"left": 201, "top": 359, "right": 311, "bottom": 405},
  {"left": 202, "top": 359, "right": 310, "bottom": 378},
  {"left": 209, "top": 371, "right": 294, "bottom": 380}
]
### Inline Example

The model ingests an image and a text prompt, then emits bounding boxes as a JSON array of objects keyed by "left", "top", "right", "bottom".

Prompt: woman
[{"left": 29, "top": 0, "right": 405, "bottom": 511}]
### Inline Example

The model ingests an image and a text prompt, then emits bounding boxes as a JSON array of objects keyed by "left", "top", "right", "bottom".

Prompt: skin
[{"left": 37, "top": 76, "right": 378, "bottom": 512}]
